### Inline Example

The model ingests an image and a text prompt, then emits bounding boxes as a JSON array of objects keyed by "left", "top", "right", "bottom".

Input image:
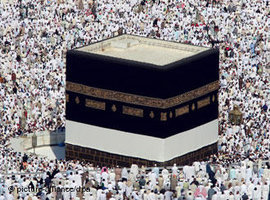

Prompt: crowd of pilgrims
[{"left": 0, "top": 0, "right": 270, "bottom": 199}]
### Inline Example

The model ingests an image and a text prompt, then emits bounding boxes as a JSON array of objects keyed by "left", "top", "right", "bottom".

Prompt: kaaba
[{"left": 65, "top": 35, "right": 219, "bottom": 167}]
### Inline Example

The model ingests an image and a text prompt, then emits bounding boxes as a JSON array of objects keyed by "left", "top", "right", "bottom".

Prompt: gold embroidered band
[
  {"left": 85, "top": 99, "right": 106, "bottom": 110},
  {"left": 175, "top": 105, "right": 189, "bottom": 117},
  {"left": 66, "top": 81, "right": 219, "bottom": 109},
  {"left": 197, "top": 97, "right": 211, "bottom": 109},
  {"left": 160, "top": 112, "right": 167, "bottom": 121},
  {"left": 122, "top": 106, "right": 144, "bottom": 117}
]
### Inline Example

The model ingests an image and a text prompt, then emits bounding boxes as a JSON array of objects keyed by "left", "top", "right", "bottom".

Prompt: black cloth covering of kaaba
[{"left": 66, "top": 37, "right": 219, "bottom": 139}]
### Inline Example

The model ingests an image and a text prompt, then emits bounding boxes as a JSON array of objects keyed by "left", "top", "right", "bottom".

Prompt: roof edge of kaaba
[
  {"left": 67, "top": 46, "right": 218, "bottom": 70},
  {"left": 71, "top": 34, "right": 211, "bottom": 58},
  {"left": 68, "top": 33, "right": 218, "bottom": 70}
]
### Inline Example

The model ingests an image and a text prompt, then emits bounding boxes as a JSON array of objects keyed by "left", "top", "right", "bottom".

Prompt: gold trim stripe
[
  {"left": 197, "top": 97, "right": 211, "bottom": 109},
  {"left": 175, "top": 105, "right": 189, "bottom": 117},
  {"left": 66, "top": 94, "right": 69, "bottom": 103},
  {"left": 122, "top": 106, "right": 143, "bottom": 117},
  {"left": 66, "top": 81, "right": 219, "bottom": 109},
  {"left": 85, "top": 99, "right": 106, "bottom": 110},
  {"left": 160, "top": 112, "right": 167, "bottom": 121}
]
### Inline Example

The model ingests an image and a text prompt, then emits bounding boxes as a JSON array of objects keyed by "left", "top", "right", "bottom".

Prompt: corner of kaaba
[{"left": 65, "top": 34, "right": 219, "bottom": 167}]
